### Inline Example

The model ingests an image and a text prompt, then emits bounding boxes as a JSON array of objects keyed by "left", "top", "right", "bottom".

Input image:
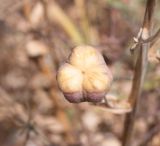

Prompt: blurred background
[{"left": 0, "top": 0, "right": 160, "bottom": 146}]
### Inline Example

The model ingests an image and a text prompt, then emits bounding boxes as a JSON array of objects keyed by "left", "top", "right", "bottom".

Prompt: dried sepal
[
  {"left": 57, "top": 46, "right": 113, "bottom": 103},
  {"left": 92, "top": 94, "right": 132, "bottom": 114}
]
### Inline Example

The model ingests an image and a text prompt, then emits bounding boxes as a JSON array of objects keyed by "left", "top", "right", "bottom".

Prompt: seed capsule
[{"left": 57, "top": 46, "right": 113, "bottom": 103}]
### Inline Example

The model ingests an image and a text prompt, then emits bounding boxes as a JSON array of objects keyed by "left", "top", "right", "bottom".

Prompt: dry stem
[{"left": 122, "top": 0, "right": 156, "bottom": 146}]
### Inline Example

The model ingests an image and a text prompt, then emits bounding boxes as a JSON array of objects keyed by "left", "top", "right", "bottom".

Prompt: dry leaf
[
  {"left": 29, "top": 2, "right": 44, "bottom": 27},
  {"left": 26, "top": 40, "right": 49, "bottom": 57}
]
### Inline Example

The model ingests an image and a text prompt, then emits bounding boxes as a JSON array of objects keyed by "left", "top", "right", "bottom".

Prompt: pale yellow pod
[
  {"left": 57, "top": 45, "right": 113, "bottom": 103},
  {"left": 57, "top": 63, "right": 83, "bottom": 93},
  {"left": 69, "top": 46, "right": 105, "bottom": 71}
]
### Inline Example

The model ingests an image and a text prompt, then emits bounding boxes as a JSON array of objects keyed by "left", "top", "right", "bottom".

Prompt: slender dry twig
[
  {"left": 122, "top": 0, "right": 156, "bottom": 146},
  {"left": 41, "top": 0, "right": 85, "bottom": 45},
  {"left": 74, "top": 0, "right": 91, "bottom": 43}
]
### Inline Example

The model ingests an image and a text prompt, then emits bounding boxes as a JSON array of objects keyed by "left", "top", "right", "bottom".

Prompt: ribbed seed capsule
[{"left": 57, "top": 46, "right": 113, "bottom": 103}]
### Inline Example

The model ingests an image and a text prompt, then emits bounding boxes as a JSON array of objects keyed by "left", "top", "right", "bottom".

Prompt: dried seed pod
[{"left": 57, "top": 46, "right": 113, "bottom": 103}]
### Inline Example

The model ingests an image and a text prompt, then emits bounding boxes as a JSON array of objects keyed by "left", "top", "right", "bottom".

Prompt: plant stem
[{"left": 122, "top": 0, "right": 156, "bottom": 146}]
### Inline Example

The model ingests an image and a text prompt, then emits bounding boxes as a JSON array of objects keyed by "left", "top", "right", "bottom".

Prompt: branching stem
[{"left": 122, "top": 0, "right": 156, "bottom": 146}]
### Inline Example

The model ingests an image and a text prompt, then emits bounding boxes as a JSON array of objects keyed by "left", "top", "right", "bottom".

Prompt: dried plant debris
[
  {"left": 0, "top": 88, "right": 65, "bottom": 146},
  {"left": 26, "top": 40, "right": 49, "bottom": 58}
]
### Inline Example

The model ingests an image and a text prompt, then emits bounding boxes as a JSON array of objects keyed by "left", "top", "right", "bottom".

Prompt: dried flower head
[{"left": 57, "top": 46, "right": 113, "bottom": 103}]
